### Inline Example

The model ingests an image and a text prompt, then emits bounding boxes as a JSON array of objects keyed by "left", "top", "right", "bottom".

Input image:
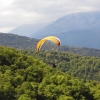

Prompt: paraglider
[{"left": 36, "top": 36, "right": 61, "bottom": 50}]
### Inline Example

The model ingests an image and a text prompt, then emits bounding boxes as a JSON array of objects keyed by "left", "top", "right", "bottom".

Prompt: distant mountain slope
[
  {"left": 32, "top": 11, "right": 100, "bottom": 49},
  {"left": 9, "top": 22, "right": 50, "bottom": 37},
  {"left": 54, "top": 29, "right": 100, "bottom": 48}
]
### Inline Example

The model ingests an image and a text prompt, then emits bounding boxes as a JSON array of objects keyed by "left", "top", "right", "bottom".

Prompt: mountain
[
  {"left": 31, "top": 11, "right": 100, "bottom": 49},
  {"left": 9, "top": 22, "right": 50, "bottom": 37}
]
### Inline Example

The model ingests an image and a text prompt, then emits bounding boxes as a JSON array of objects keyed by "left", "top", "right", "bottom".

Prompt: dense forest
[
  {"left": 1, "top": 32, "right": 100, "bottom": 57},
  {"left": 23, "top": 50, "right": 100, "bottom": 81},
  {"left": 0, "top": 45, "right": 100, "bottom": 100}
]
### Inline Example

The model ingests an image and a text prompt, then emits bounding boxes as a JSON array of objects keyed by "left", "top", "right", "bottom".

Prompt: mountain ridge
[
  {"left": 31, "top": 11, "right": 100, "bottom": 49},
  {"left": 9, "top": 22, "right": 51, "bottom": 37}
]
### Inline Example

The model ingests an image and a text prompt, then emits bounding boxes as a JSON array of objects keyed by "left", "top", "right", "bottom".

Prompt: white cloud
[{"left": 0, "top": 0, "right": 100, "bottom": 33}]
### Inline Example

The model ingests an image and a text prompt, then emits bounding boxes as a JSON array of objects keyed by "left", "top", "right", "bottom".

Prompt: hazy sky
[{"left": 0, "top": 0, "right": 100, "bottom": 33}]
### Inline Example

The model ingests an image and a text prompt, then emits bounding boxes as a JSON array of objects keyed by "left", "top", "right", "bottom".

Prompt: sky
[{"left": 0, "top": 0, "right": 100, "bottom": 33}]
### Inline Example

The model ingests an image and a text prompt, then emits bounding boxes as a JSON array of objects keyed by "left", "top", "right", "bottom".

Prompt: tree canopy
[
  {"left": 23, "top": 50, "right": 100, "bottom": 81},
  {"left": 0, "top": 45, "right": 100, "bottom": 100}
]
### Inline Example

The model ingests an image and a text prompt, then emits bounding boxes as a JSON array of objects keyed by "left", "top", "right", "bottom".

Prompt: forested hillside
[
  {"left": 1, "top": 32, "right": 100, "bottom": 57},
  {"left": 23, "top": 50, "right": 100, "bottom": 81},
  {"left": 0, "top": 45, "right": 100, "bottom": 100},
  {"left": 0, "top": 33, "right": 38, "bottom": 49}
]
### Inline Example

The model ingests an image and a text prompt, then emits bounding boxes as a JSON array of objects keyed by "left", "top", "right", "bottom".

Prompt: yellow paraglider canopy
[{"left": 36, "top": 36, "right": 61, "bottom": 50}]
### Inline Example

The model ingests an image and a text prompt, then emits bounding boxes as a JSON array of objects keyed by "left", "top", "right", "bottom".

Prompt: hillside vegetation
[
  {"left": 0, "top": 33, "right": 38, "bottom": 49},
  {"left": 23, "top": 50, "right": 100, "bottom": 81},
  {"left": 0, "top": 45, "right": 100, "bottom": 100}
]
